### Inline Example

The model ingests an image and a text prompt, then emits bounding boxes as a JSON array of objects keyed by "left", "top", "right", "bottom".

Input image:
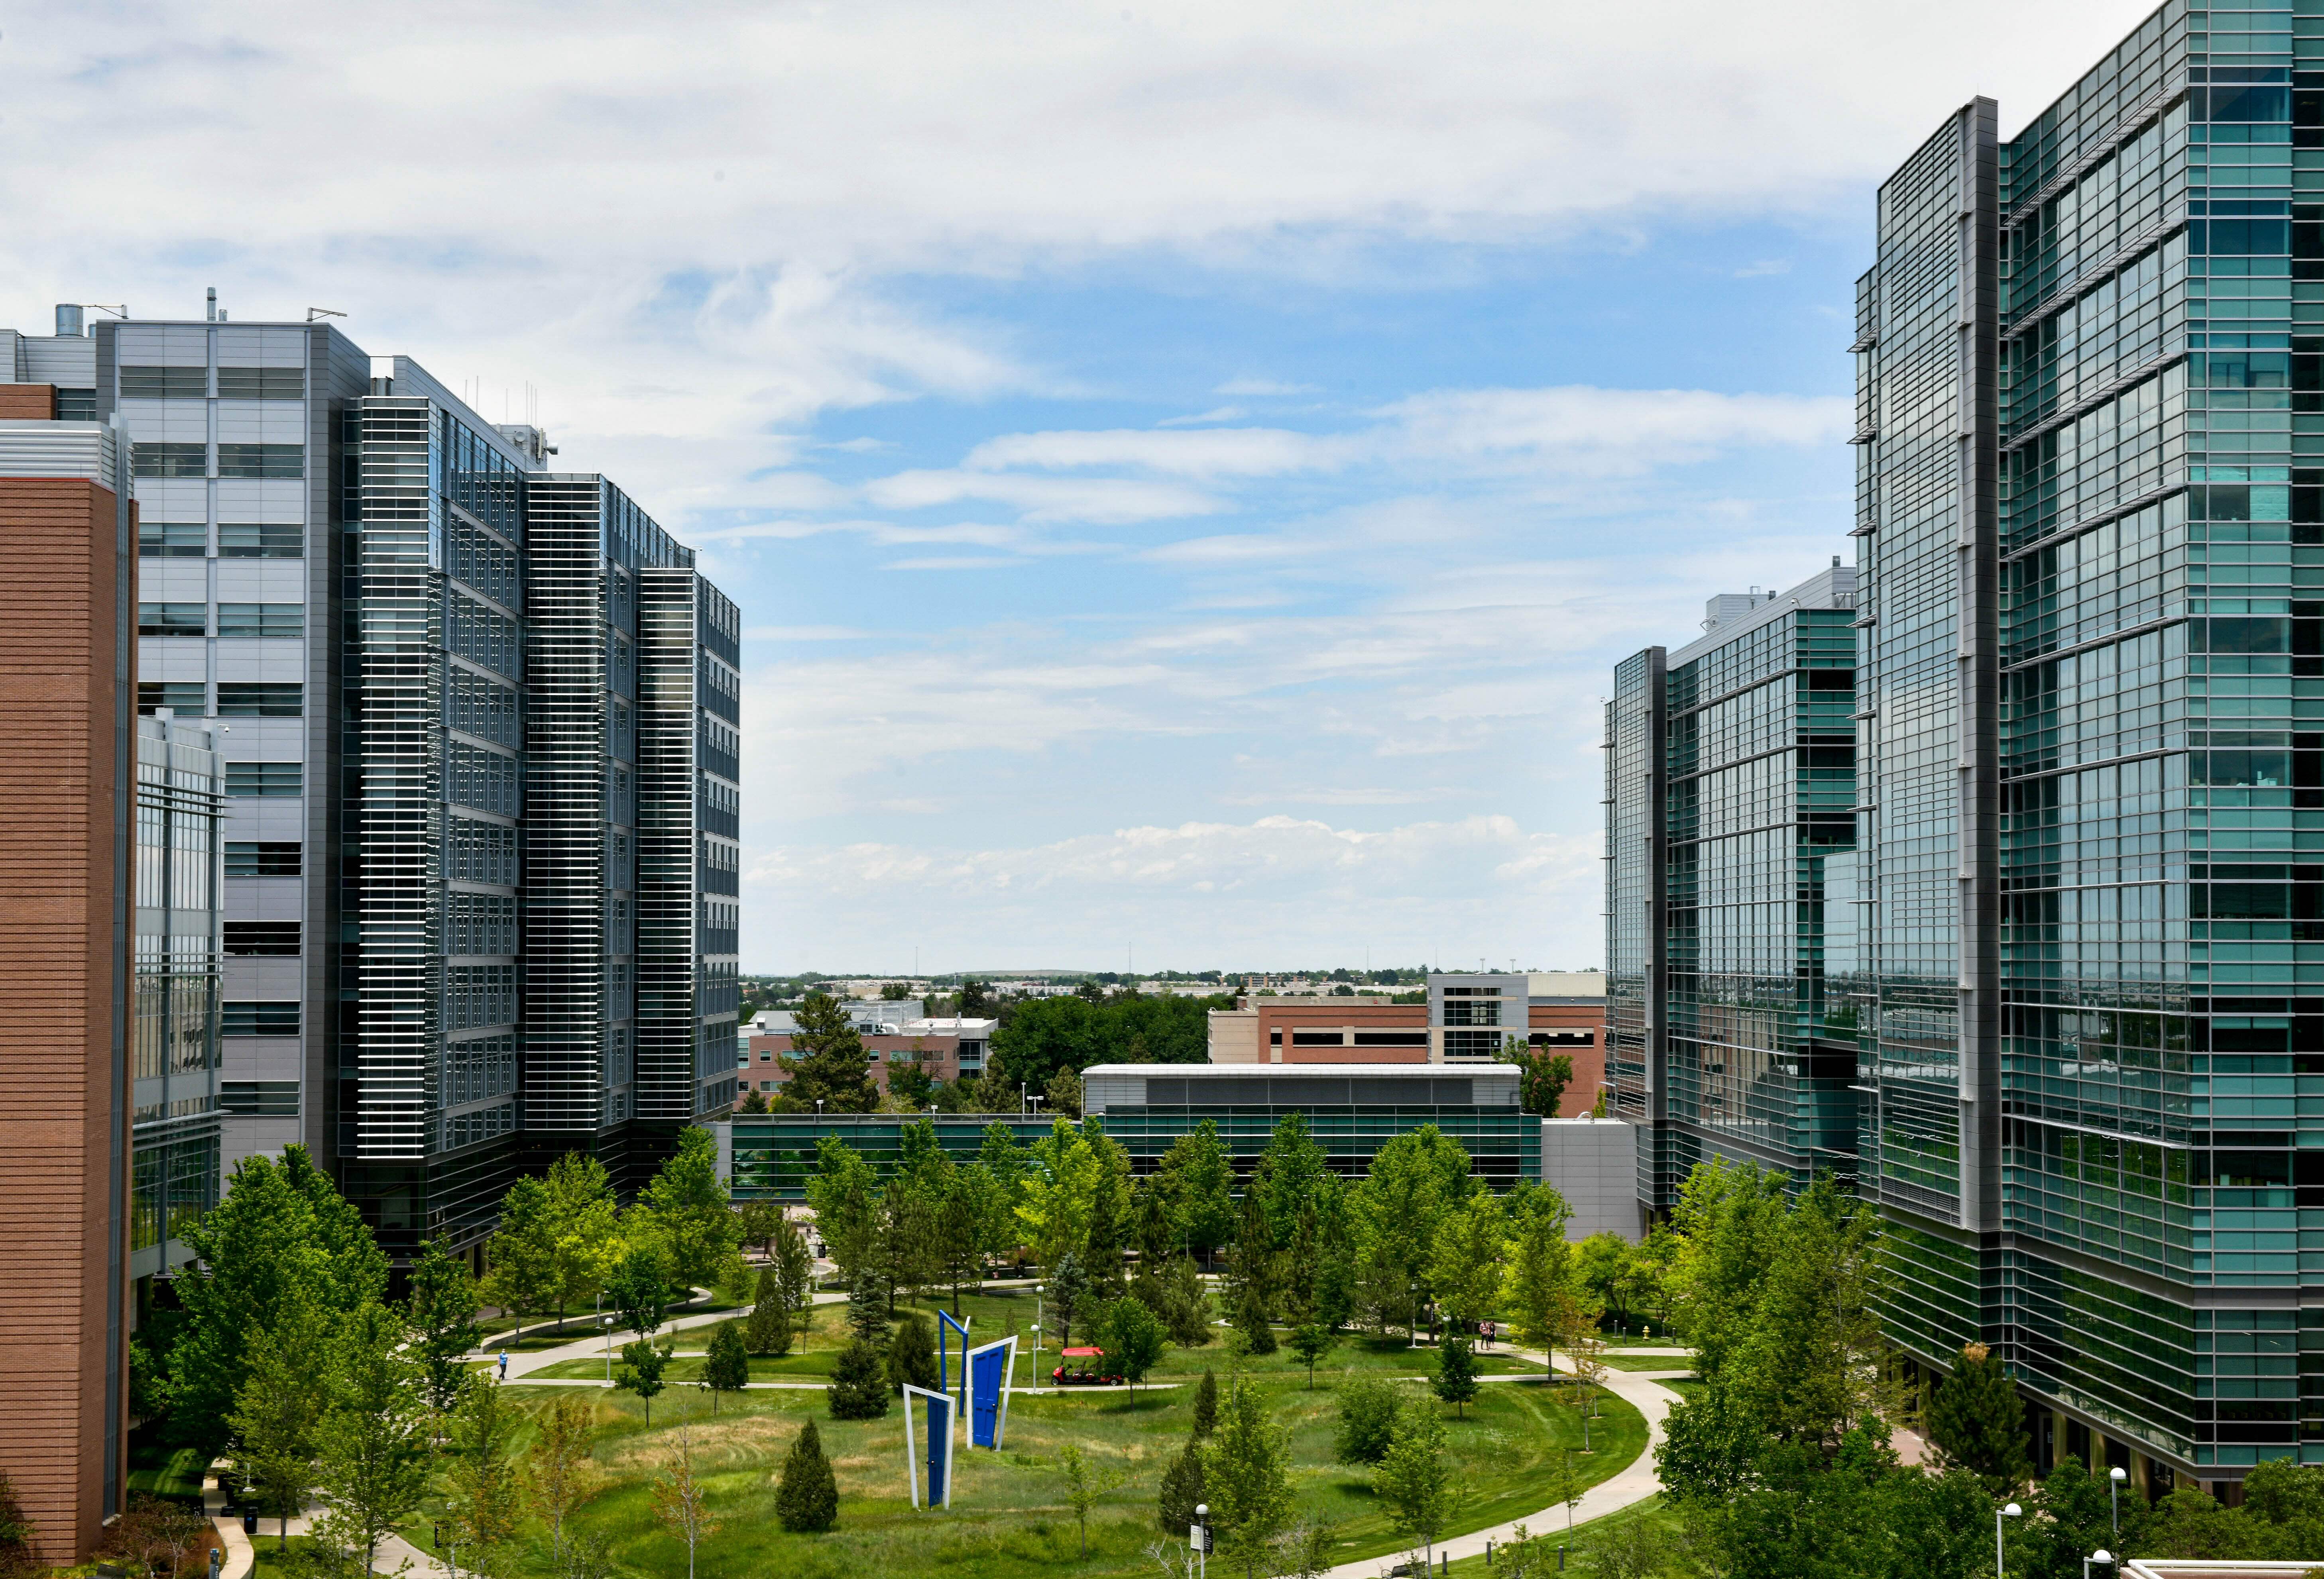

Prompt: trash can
[{"left": 242, "top": 1512, "right": 257, "bottom": 1536}]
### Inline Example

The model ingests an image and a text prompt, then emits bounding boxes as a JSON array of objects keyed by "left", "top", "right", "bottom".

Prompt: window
[
  {"left": 119, "top": 366, "right": 208, "bottom": 399},
  {"left": 134, "top": 443, "right": 207, "bottom": 479},
  {"left": 139, "top": 602, "right": 206, "bottom": 636},
  {"left": 215, "top": 444, "right": 302, "bottom": 480},
  {"left": 218, "top": 522, "right": 303, "bottom": 558},
  {"left": 56, "top": 389, "right": 96, "bottom": 421},
  {"left": 219, "top": 1082, "right": 299, "bottom": 1116},
  {"left": 140, "top": 522, "right": 206, "bottom": 558},
  {"left": 224, "top": 762, "right": 301, "bottom": 797},
  {"left": 1292, "top": 1031, "right": 1347, "bottom": 1046},
  {"left": 217, "top": 683, "right": 302, "bottom": 717},
  {"left": 225, "top": 841, "right": 301, "bottom": 877},
  {"left": 222, "top": 1001, "right": 300, "bottom": 1037},
  {"left": 216, "top": 367, "right": 305, "bottom": 400},
  {"left": 216, "top": 603, "right": 303, "bottom": 638},
  {"left": 224, "top": 921, "right": 301, "bottom": 956},
  {"left": 1443, "top": 1029, "right": 1502, "bottom": 1060},
  {"left": 138, "top": 681, "right": 205, "bottom": 716},
  {"left": 1441, "top": 998, "right": 1501, "bottom": 1027},
  {"left": 1353, "top": 1030, "right": 1431, "bottom": 1047}
]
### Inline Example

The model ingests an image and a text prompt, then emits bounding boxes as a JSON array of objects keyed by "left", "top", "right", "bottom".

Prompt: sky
[{"left": 2, "top": 0, "right": 2160, "bottom": 974}]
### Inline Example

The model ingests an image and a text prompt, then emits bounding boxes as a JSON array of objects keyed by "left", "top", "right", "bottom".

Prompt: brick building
[{"left": 743, "top": 1015, "right": 998, "bottom": 1100}]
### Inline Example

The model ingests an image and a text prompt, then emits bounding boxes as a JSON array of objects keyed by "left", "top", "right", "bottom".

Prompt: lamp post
[
  {"left": 2084, "top": 1550, "right": 2114, "bottom": 1579},
  {"left": 1193, "top": 1503, "right": 1208, "bottom": 1579},
  {"left": 602, "top": 1314, "right": 615, "bottom": 1384},
  {"left": 1997, "top": 1502, "right": 2023, "bottom": 1579},
  {"left": 2109, "top": 1465, "right": 2127, "bottom": 1538}
]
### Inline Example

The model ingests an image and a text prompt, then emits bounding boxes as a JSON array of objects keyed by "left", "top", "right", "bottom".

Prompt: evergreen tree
[
  {"left": 1234, "top": 1282, "right": 1277, "bottom": 1355},
  {"left": 1157, "top": 1440, "right": 1207, "bottom": 1535},
  {"left": 1203, "top": 1376, "right": 1294, "bottom": 1579},
  {"left": 887, "top": 1312, "right": 940, "bottom": 1394},
  {"left": 704, "top": 1321, "right": 751, "bottom": 1411},
  {"left": 405, "top": 1237, "right": 482, "bottom": 1416},
  {"left": 781, "top": 993, "right": 881, "bottom": 1112},
  {"left": 1924, "top": 1342, "right": 2032, "bottom": 1495},
  {"left": 1433, "top": 1335, "right": 1479, "bottom": 1417},
  {"left": 828, "top": 1336, "right": 891, "bottom": 1420},
  {"left": 775, "top": 1420, "right": 840, "bottom": 1532},
  {"left": 746, "top": 1266, "right": 794, "bottom": 1357},
  {"left": 773, "top": 1212, "right": 817, "bottom": 1330},
  {"left": 845, "top": 1264, "right": 891, "bottom": 1344},
  {"left": 1158, "top": 1256, "right": 1213, "bottom": 1347},
  {"left": 1048, "top": 1252, "right": 1091, "bottom": 1348},
  {"left": 1311, "top": 1175, "right": 1356, "bottom": 1332},
  {"left": 1191, "top": 1367, "right": 1219, "bottom": 1439},
  {"left": 1083, "top": 1137, "right": 1131, "bottom": 1300},
  {"left": 1225, "top": 1188, "right": 1278, "bottom": 1330}
]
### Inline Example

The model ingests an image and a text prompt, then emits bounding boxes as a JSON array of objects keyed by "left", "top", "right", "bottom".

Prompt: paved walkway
[{"left": 1319, "top": 1348, "right": 1687, "bottom": 1579}]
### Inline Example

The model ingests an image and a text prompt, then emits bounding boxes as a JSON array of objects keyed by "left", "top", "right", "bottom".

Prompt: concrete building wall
[{"left": 1543, "top": 1118, "right": 1641, "bottom": 1241}]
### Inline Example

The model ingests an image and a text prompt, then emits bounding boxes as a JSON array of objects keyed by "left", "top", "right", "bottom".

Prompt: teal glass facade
[
  {"left": 1855, "top": 0, "right": 2324, "bottom": 1480},
  {"left": 1605, "top": 586, "right": 1861, "bottom": 1207},
  {"left": 722, "top": 1106, "right": 1540, "bottom": 1200}
]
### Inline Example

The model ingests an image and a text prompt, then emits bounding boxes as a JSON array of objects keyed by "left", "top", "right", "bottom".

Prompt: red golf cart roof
[{"left": 1060, "top": 1346, "right": 1105, "bottom": 1357}]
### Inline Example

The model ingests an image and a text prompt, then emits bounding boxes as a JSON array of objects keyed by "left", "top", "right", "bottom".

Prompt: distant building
[
  {"left": 743, "top": 1015, "right": 998, "bottom": 1098},
  {"left": 1205, "top": 972, "right": 1604, "bottom": 1115}
]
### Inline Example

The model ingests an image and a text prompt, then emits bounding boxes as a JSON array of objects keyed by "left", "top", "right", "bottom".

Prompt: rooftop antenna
[{"left": 306, "top": 307, "right": 347, "bottom": 322}]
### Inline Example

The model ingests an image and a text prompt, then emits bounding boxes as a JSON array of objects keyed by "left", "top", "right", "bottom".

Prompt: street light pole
[
  {"left": 1194, "top": 1503, "right": 1208, "bottom": 1579},
  {"left": 1997, "top": 1501, "right": 2023, "bottom": 1579},
  {"left": 2084, "top": 1549, "right": 2114, "bottom": 1579},
  {"left": 2109, "top": 1466, "right": 2127, "bottom": 1538},
  {"left": 603, "top": 1314, "right": 614, "bottom": 1383}
]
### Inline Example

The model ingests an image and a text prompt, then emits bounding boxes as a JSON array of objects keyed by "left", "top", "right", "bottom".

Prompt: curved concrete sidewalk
[{"left": 1319, "top": 1350, "right": 1686, "bottom": 1579}]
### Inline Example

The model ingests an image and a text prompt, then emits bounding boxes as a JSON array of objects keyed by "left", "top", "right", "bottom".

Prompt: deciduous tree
[
  {"left": 704, "top": 1320, "right": 751, "bottom": 1411},
  {"left": 614, "top": 1339, "right": 671, "bottom": 1424},
  {"left": 406, "top": 1237, "right": 482, "bottom": 1416},
  {"left": 443, "top": 1376, "right": 525, "bottom": 1571},
  {"left": 1203, "top": 1377, "right": 1293, "bottom": 1579},
  {"left": 228, "top": 1296, "right": 328, "bottom": 1550},
  {"left": 312, "top": 1302, "right": 430, "bottom": 1575},
  {"left": 651, "top": 1425, "right": 720, "bottom": 1579},
  {"left": 527, "top": 1394, "right": 596, "bottom": 1559},
  {"left": 1374, "top": 1404, "right": 1452, "bottom": 1569}
]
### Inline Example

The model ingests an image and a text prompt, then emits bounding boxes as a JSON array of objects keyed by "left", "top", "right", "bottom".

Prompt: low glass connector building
[
  {"left": 1851, "top": 0, "right": 2324, "bottom": 1489},
  {"left": 716, "top": 1063, "right": 1536, "bottom": 1199},
  {"left": 1604, "top": 565, "right": 1861, "bottom": 1209}
]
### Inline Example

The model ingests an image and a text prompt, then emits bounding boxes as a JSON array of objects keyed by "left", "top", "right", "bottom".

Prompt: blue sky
[{"left": 3, "top": 0, "right": 2161, "bottom": 972}]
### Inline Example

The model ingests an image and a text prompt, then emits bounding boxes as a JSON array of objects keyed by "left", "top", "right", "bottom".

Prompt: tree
[
  {"left": 482, "top": 1174, "right": 560, "bottom": 1341},
  {"left": 773, "top": 1211, "right": 817, "bottom": 1330},
  {"left": 828, "top": 1337, "right": 891, "bottom": 1420},
  {"left": 540, "top": 1152, "right": 623, "bottom": 1328},
  {"left": 1046, "top": 1065, "right": 1085, "bottom": 1118},
  {"left": 1923, "top": 1342, "right": 2032, "bottom": 1495},
  {"left": 651, "top": 1425, "right": 721, "bottom": 1579},
  {"left": 1104, "top": 1296, "right": 1169, "bottom": 1394},
  {"left": 776, "top": 1419, "right": 840, "bottom": 1532},
  {"left": 171, "top": 1146, "right": 387, "bottom": 1453},
  {"left": 888, "top": 1312, "right": 940, "bottom": 1393},
  {"left": 1502, "top": 1184, "right": 1575, "bottom": 1383},
  {"left": 528, "top": 1394, "right": 596, "bottom": 1560},
  {"left": 1020, "top": 1119, "right": 1104, "bottom": 1281},
  {"left": 605, "top": 1243, "right": 673, "bottom": 1341},
  {"left": 1233, "top": 1283, "right": 1277, "bottom": 1355},
  {"left": 228, "top": 1296, "right": 328, "bottom": 1550},
  {"left": 1571, "top": 1233, "right": 1640, "bottom": 1335},
  {"left": 614, "top": 1339, "right": 672, "bottom": 1424},
  {"left": 1428, "top": 1192, "right": 1509, "bottom": 1331},
  {"left": 0, "top": 1471, "right": 34, "bottom": 1575},
  {"left": 1203, "top": 1376, "right": 1294, "bottom": 1579},
  {"left": 1191, "top": 1367, "right": 1219, "bottom": 1438},
  {"left": 1504, "top": 1041, "right": 1573, "bottom": 1117},
  {"left": 1348, "top": 1125, "right": 1475, "bottom": 1338},
  {"left": 1058, "top": 1442, "right": 1123, "bottom": 1559},
  {"left": 737, "top": 1199, "right": 785, "bottom": 1259},
  {"left": 444, "top": 1376, "right": 525, "bottom": 1571},
  {"left": 1288, "top": 1324, "right": 1340, "bottom": 1388},
  {"left": 746, "top": 1266, "right": 794, "bottom": 1357},
  {"left": 1047, "top": 1251, "right": 1092, "bottom": 1349},
  {"left": 311, "top": 1301, "right": 430, "bottom": 1575},
  {"left": 1333, "top": 1373, "right": 1402, "bottom": 1465},
  {"left": 704, "top": 1320, "right": 751, "bottom": 1411},
  {"left": 1433, "top": 1335, "right": 1480, "bottom": 1417},
  {"left": 1152, "top": 1257, "right": 1212, "bottom": 1347},
  {"left": 807, "top": 1135, "right": 884, "bottom": 1288},
  {"left": 638, "top": 1127, "right": 744, "bottom": 1295},
  {"left": 1374, "top": 1404, "right": 1453, "bottom": 1569},
  {"left": 1545, "top": 1450, "right": 1584, "bottom": 1533},
  {"left": 406, "top": 1237, "right": 482, "bottom": 1416},
  {"left": 845, "top": 1263, "right": 891, "bottom": 1344},
  {"left": 116, "top": 1494, "right": 210, "bottom": 1579},
  {"left": 1156, "top": 1123, "right": 1237, "bottom": 1265},
  {"left": 1157, "top": 1439, "right": 1206, "bottom": 1536},
  {"left": 782, "top": 992, "right": 881, "bottom": 1112}
]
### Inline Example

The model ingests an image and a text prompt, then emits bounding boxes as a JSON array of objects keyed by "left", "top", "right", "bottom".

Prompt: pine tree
[
  {"left": 828, "top": 1336, "right": 891, "bottom": 1420},
  {"left": 1157, "top": 1439, "right": 1207, "bottom": 1535},
  {"left": 845, "top": 1264, "right": 891, "bottom": 1345},
  {"left": 1191, "top": 1368, "right": 1218, "bottom": 1438},
  {"left": 1203, "top": 1376, "right": 1293, "bottom": 1579},
  {"left": 746, "top": 1266, "right": 793, "bottom": 1357},
  {"left": 1433, "top": 1335, "right": 1479, "bottom": 1417},
  {"left": 1160, "top": 1257, "right": 1213, "bottom": 1347},
  {"left": 887, "top": 1312, "right": 939, "bottom": 1393},
  {"left": 1235, "top": 1283, "right": 1277, "bottom": 1355},
  {"left": 1925, "top": 1342, "right": 2032, "bottom": 1494},
  {"left": 704, "top": 1321, "right": 751, "bottom": 1411},
  {"left": 775, "top": 1420, "right": 839, "bottom": 1532}
]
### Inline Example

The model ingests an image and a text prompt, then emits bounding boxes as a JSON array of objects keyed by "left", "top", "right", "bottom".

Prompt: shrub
[
  {"left": 887, "top": 1313, "right": 939, "bottom": 1394},
  {"left": 1334, "top": 1373, "right": 1402, "bottom": 1465},
  {"left": 775, "top": 1420, "right": 839, "bottom": 1533},
  {"left": 828, "top": 1337, "right": 891, "bottom": 1420}
]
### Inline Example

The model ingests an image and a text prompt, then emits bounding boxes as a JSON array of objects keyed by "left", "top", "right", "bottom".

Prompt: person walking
[{"left": 497, "top": 1350, "right": 509, "bottom": 1382}]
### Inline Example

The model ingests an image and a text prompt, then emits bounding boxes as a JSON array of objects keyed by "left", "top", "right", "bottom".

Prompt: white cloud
[
  {"left": 743, "top": 814, "right": 1602, "bottom": 970},
  {"left": 863, "top": 467, "right": 1224, "bottom": 523},
  {"left": 1158, "top": 406, "right": 1249, "bottom": 426}
]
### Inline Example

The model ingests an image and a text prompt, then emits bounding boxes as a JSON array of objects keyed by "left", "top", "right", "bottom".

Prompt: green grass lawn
[
  {"left": 1593, "top": 1353, "right": 1696, "bottom": 1373},
  {"left": 124, "top": 1437, "right": 209, "bottom": 1499},
  {"left": 1433, "top": 1494, "right": 1685, "bottom": 1579},
  {"left": 472, "top": 1342, "right": 1644, "bottom": 1579}
]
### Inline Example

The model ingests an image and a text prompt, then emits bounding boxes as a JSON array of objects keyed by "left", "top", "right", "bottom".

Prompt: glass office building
[
  {"left": 7, "top": 305, "right": 742, "bottom": 1258},
  {"left": 1604, "top": 566, "right": 1861, "bottom": 1208},
  {"left": 1848, "top": 0, "right": 2324, "bottom": 1485}
]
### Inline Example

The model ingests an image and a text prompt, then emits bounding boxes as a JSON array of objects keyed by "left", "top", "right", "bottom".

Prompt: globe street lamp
[
  {"left": 602, "top": 1313, "right": 615, "bottom": 1384},
  {"left": 1997, "top": 1501, "right": 2023, "bottom": 1579},
  {"left": 2084, "top": 1549, "right": 2114, "bottom": 1579},
  {"left": 2110, "top": 1465, "right": 2128, "bottom": 1538}
]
